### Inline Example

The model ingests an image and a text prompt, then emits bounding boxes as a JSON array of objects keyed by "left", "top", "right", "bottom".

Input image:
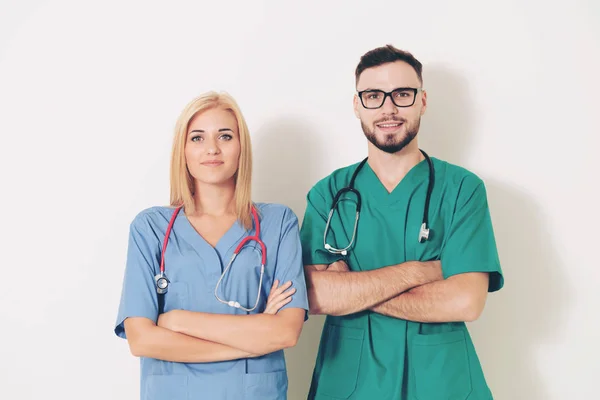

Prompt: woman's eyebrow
[{"left": 188, "top": 128, "right": 234, "bottom": 135}]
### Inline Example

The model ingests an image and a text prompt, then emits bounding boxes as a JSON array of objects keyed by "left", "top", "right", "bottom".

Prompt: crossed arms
[
  {"left": 305, "top": 260, "right": 489, "bottom": 323},
  {"left": 123, "top": 280, "right": 304, "bottom": 363}
]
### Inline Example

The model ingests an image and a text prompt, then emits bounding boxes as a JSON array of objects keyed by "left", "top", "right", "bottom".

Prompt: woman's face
[{"left": 185, "top": 107, "right": 241, "bottom": 187}]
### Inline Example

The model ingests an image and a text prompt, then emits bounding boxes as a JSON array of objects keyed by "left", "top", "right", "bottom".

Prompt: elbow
[
  {"left": 462, "top": 308, "right": 481, "bottom": 323},
  {"left": 274, "top": 318, "right": 303, "bottom": 350},
  {"left": 279, "top": 324, "right": 303, "bottom": 349},
  {"left": 308, "top": 290, "right": 340, "bottom": 316},
  {"left": 265, "top": 333, "right": 297, "bottom": 352},
  {"left": 281, "top": 332, "right": 299, "bottom": 349},
  {"left": 265, "top": 333, "right": 298, "bottom": 353},
  {"left": 308, "top": 301, "right": 346, "bottom": 317},
  {"left": 127, "top": 330, "right": 154, "bottom": 358},
  {"left": 309, "top": 303, "right": 342, "bottom": 317},
  {"left": 308, "top": 302, "right": 323, "bottom": 316},
  {"left": 307, "top": 291, "right": 324, "bottom": 315},
  {"left": 128, "top": 338, "right": 146, "bottom": 357},
  {"left": 123, "top": 318, "right": 157, "bottom": 358},
  {"left": 460, "top": 293, "right": 487, "bottom": 322}
]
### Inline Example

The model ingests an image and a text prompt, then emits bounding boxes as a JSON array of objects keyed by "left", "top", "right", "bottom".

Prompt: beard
[{"left": 361, "top": 116, "right": 420, "bottom": 154}]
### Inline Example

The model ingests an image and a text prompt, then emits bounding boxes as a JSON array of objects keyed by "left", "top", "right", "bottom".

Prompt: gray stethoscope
[{"left": 323, "top": 149, "right": 434, "bottom": 256}]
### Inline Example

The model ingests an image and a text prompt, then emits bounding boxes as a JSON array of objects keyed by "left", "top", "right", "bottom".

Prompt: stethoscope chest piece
[
  {"left": 154, "top": 273, "right": 169, "bottom": 294},
  {"left": 418, "top": 223, "right": 430, "bottom": 243}
]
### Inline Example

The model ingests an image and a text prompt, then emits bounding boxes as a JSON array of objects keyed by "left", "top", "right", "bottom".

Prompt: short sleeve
[
  {"left": 440, "top": 179, "right": 504, "bottom": 292},
  {"left": 299, "top": 187, "right": 345, "bottom": 266},
  {"left": 273, "top": 207, "right": 310, "bottom": 321},
  {"left": 114, "top": 215, "right": 160, "bottom": 339}
]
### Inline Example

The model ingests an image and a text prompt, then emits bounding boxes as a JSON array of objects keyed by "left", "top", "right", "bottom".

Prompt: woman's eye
[
  {"left": 191, "top": 135, "right": 202, "bottom": 142},
  {"left": 220, "top": 134, "right": 232, "bottom": 140}
]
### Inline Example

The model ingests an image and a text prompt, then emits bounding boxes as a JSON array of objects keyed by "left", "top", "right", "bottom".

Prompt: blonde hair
[{"left": 169, "top": 91, "right": 254, "bottom": 231}]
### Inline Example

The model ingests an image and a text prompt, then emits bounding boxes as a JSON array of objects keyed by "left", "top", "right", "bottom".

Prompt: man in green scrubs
[{"left": 300, "top": 44, "right": 504, "bottom": 399}]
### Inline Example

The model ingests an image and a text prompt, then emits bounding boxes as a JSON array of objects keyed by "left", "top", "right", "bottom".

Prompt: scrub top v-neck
[
  {"left": 300, "top": 158, "right": 504, "bottom": 400},
  {"left": 115, "top": 202, "right": 309, "bottom": 400}
]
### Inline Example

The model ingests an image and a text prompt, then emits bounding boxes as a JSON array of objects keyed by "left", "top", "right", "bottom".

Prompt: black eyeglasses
[{"left": 357, "top": 87, "right": 423, "bottom": 109}]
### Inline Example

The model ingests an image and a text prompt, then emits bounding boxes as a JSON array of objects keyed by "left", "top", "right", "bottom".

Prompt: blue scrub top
[{"left": 114, "top": 202, "right": 309, "bottom": 400}]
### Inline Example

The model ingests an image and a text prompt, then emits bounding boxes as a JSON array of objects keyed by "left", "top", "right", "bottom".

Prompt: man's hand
[{"left": 326, "top": 260, "right": 350, "bottom": 272}]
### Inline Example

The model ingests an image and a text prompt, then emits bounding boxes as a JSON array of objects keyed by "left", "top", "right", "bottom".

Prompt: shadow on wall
[
  {"left": 251, "top": 117, "right": 327, "bottom": 400},
  {"left": 420, "top": 64, "right": 572, "bottom": 400},
  {"left": 477, "top": 180, "right": 571, "bottom": 400},
  {"left": 418, "top": 63, "right": 475, "bottom": 164}
]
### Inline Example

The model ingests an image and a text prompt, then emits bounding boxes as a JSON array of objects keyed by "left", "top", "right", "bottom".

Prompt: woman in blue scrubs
[{"left": 114, "top": 91, "right": 309, "bottom": 400}]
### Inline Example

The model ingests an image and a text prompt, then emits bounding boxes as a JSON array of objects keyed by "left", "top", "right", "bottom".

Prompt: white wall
[{"left": 1, "top": 0, "right": 598, "bottom": 399}]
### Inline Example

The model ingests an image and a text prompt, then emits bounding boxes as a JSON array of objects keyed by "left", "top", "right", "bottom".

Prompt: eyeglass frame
[{"left": 357, "top": 87, "right": 424, "bottom": 109}]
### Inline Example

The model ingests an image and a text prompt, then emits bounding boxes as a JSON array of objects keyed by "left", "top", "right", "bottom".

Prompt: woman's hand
[{"left": 263, "top": 280, "right": 296, "bottom": 315}]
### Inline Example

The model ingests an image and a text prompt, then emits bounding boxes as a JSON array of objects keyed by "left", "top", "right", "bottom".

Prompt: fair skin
[
  {"left": 124, "top": 106, "right": 304, "bottom": 362},
  {"left": 305, "top": 61, "right": 489, "bottom": 323}
]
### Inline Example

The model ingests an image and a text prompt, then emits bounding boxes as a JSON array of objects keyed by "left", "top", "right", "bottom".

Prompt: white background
[{"left": 1, "top": 1, "right": 598, "bottom": 399}]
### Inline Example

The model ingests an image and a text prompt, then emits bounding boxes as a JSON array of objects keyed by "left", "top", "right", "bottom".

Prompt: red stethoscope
[{"left": 155, "top": 205, "right": 267, "bottom": 312}]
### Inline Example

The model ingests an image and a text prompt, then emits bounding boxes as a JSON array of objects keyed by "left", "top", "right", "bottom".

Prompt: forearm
[
  {"left": 127, "top": 321, "right": 256, "bottom": 362},
  {"left": 306, "top": 261, "right": 442, "bottom": 316},
  {"left": 171, "top": 310, "right": 302, "bottom": 355},
  {"left": 370, "top": 273, "right": 489, "bottom": 322}
]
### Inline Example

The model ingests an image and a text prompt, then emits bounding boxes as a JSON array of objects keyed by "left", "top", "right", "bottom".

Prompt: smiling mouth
[{"left": 375, "top": 120, "right": 405, "bottom": 131}]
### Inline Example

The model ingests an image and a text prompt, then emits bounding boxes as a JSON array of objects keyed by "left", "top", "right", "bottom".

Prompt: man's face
[{"left": 353, "top": 61, "right": 427, "bottom": 154}]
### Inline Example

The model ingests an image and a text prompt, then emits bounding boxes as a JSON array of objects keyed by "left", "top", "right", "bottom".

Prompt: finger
[
  {"left": 269, "top": 279, "right": 279, "bottom": 295},
  {"left": 279, "top": 287, "right": 296, "bottom": 298},
  {"left": 271, "top": 287, "right": 296, "bottom": 300},
  {"left": 270, "top": 288, "right": 296, "bottom": 304},
  {"left": 276, "top": 280, "right": 292, "bottom": 292},
  {"left": 270, "top": 280, "right": 292, "bottom": 299},
  {"left": 267, "top": 280, "right": 279, "bottom": 301},
  {"left": 265, "top": 288, "right": 294, "bottom": 314},
  {"left": 271, "top": 296, "right": 293, "bottom": 312},
  {"left": 265, "top": 289, "right": 294, "bottom": 314},
  {"left": 268, "top": 296, "right": 292, "bottom": 314}
]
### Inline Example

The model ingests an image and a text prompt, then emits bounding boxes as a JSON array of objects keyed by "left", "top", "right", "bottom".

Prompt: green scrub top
[{"left": 300, "top": 157, "right": 504, "bottom": 400}]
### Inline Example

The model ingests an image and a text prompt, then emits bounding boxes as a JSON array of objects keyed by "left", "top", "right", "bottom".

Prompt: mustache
[{"left": 374, "top": 116, "right": 406, "bottom": 124}]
